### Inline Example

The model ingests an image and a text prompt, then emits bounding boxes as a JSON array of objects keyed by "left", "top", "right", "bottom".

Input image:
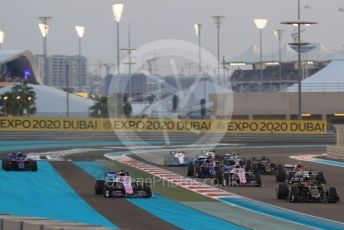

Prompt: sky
[{"left": 1, "top": 0, "right": 344, "bottom": 73}]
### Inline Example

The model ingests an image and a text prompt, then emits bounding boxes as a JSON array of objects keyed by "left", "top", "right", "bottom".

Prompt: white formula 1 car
[{"left": 164, "top": 151, "right": 193, "bottom": 166}]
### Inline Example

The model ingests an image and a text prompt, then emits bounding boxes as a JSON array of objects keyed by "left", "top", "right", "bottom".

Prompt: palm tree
[
  {"left": 11, "top": 81, "right": 36, "bottom": 116},
  {"left": 123, "top": 102, "right": 132, "bottom": 117},
  {"left": 89, "top": 96, "right": 109, "bottom": 117}
]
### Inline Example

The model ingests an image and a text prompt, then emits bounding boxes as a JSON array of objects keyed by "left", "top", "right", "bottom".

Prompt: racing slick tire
[
  {"left": 30, "top": 161, "right": 38, "bottom": 171},
  {"left": 288, "top": 186, "right": 299, "bottom": 202},
  {"left": 95, "top": 180, "right": 105, "bottom": 195},
  {"left": 327, "top": 187, "right": 339, "bottom": 203},
  {"left": 255, "top": 172, "right": 262, "bottom": 187},
  {"left": 215, "top": 168, "right": 223, "bottom": 186},
  {"left": 276, "top": 164, "right": 286, "bottom": 182},
  {"left": 143, "top": 183, "right": 153, "bottom": 198},
  {"left": 2, "top": 159, "right": 11, "bottom": 171},
  {"left": 316, "top": 172, "right": 326, "bottom": 185},
  {"left": 277, "top": 183, "right": 289, "bottom": 199},
  {"left": 186, "top": 163, "right": 194, "bottom": 177},
  {"left": 194, "top": 167, "right": 201, "bottom": 178},
  {"left": 245, "top": 160, "right": 252, "bottom": 171}
]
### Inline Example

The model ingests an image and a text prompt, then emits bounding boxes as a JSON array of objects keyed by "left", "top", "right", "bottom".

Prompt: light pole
[
  {"left": 195, "top": 23, "right": 206, "bottom": 105},
  {"left": 212, "top": 16, "right": 225, "bottom": 81},
  {"left": 66, "top": 64, "right": 70, "bottom": 117},
  {"left": 38, "top": 17, "right": 52, "bottom": 85},
  {"left": 112, "top": 4, "right": 124, "bottom": 75},
  {"left": 27, "top": 96, "right": 32, "bottom": 117},
  {"left": 254, "top": 19, "right": 267, "bottom": 88},
  {"left": 3, "top": 96, "right": 8, "bottom": 116},
  {"left": 281, "top": 0, "right": 316, "bottom": 119},
  {"left": 0, "top": 31, "right": 5, "bottom": 50},
  {"left": 274, "top": 29, "right": 284, "bottom": 89},
  {"left": 16, "top": 96, "right": 21, "bottom": 116},
  {"left": 194, "top": 24, "right": 202, "bottom": 75},
  {"left": 75, "top": 26, "right": 85, "bottom": 91}
]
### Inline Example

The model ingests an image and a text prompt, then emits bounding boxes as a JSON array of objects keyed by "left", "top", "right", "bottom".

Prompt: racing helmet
[{"left": 118, "top": 171, "right": 126, "bottom": 176}]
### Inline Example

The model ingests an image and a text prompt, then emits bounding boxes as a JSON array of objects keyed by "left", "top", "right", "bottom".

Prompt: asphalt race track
[
  {"left": 52, "top": 161, "right": 179, "bottom": 230},
  {"left": 131, "top": 146, "right": 344, "bottom": 223},
  {"left": 0, "top": 137, "right": 343, "bottom": 229}
]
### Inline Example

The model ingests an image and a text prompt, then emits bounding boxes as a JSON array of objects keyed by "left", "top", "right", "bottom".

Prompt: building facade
[
  {"left": 37, "top": 55, "right": 87, "bottom": 92},
  {"left": 108, "top": 74, "right": 147, "bottom": 101}
]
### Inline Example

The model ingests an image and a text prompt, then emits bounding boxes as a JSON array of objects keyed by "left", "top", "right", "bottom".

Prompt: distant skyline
[{"left": 1, "top": 0, "right": 344, "bottom": 69}]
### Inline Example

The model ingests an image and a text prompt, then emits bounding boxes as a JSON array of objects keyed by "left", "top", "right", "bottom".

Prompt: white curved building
[
  {"left": 0, "top": 50, "right": 42, "bottom": 84},
  {"left": 0, "top": 84, "right": 94, "bottom": 117}
]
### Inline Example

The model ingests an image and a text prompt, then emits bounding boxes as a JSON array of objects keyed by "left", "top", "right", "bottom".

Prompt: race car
[
  {"left": 219, "top": 164, "right": 262, "bottom": 187},
  {"left": 275, "top": 163, "right": 326, "bottom": 184},
  {"left": 250, "top": 156, "right": 277, "bottom": 175},
  {"left": 95, "top": 171, "right": 152, "bottom": 198},
  {"left": 201, "top": 149, "right": 215, "bottom": 158},
  {"left": 216, "top": 152, "right": 248, "bottom": 169},
  {"left": 2, "top": 152, "right": 38, "bottom": 171},
  {"left": 186, "top": 154, "right": 221, "bottom": 178},
  {"left": 164, "top": 151, "right": 193, "bottom": 166},
  {"left": 277, "top": 170, "right": 339, "bottom": 203}
]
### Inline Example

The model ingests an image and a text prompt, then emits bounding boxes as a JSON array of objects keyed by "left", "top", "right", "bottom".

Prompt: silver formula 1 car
[{"left": 164, "top": 151, "right": 193, "bottom": 166}]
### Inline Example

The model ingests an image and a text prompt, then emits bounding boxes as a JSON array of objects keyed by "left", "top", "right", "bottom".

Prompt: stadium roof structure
[
  {"left": 301, "top": 43, "right": 332, "bottom": 62},
  {"left": 263, "top": 44, "right": 298, "bottom": 63},
  {"left": 287, "top": 57, "right": 344, "bottom": 92},
  {"left": 229, "top": 45, "right": 260, "bottom": 64},
  {"left": 0, "top": 84, "right": 94, "bottom": 117},
  {"left": 0, "top": 50, "right": 42, "bottom": 84},
  {"left": 228, "top": 43, "right": 334, "bottom": 64}
]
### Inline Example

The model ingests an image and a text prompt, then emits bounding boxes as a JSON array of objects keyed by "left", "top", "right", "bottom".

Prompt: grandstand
[{"left": 228, "top": 43, "right": 333, "bottom": 92}]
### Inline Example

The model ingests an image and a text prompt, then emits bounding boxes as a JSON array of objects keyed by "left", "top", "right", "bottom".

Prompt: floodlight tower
[
  {"left": 281, "top": 0, "right": 316, "bottom": 119},
  {"left": 38, "top": 16, "right": 52, "bottom": 84},
  {"left": 75, "top": 26, "right": 85, "bottom": 91},
  {"left": 254, "top": 19, "right": 268, "bottom": 85},
  {"left": 0, "top": 31, "right": 4, "bottom": 50},
  {"left": 274, "top": 29, "right": 284, "bottom": 88},
  {"left": 112, "top": 4, "right": 124, "bottom": 75},
  {"left": 212, "top": 16, "right": 225, "bottom": 81},
  {"left": 194, "top": 24, "right": 202, "bottom": 74}
]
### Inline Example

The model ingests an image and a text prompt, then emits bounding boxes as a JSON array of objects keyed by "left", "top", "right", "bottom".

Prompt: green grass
[{"left": 103, "top": 160, "right": 216, "bottom": 202}]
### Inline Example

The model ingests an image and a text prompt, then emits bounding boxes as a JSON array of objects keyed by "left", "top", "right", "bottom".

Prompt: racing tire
[
  {"left": 277, "top": 183, "right": 289, "bottom": 199},
  {"left": 255, "top": 172, "right": 262, "bottom": 187},
  {"left": 276, "top": 164, "right": 286, "bottom": 182},
  {"left": 327, "top": 187, "right": 339, "bottom": 203},
  {"left": 3, "top": 159, "right": 11, "bottom": 171},
  {"left": 95, "top": 180, "right": 105, "bottom": 195},
  {"left": 194, "top": 167, "right": 201, "bottom": 178},
  {"left": 31, "top": 161, "right": 38, "bottom": 171},
  {"left": 288, "top": 186, "right": 299, "bottom": 202},
  {"left": 316, "top": 172, "right": 326, "bottom": 185},
  {"left": 245, "top": 160, "right": 252, "bottom": 171},
  {"left": 215, "top": 169, "right": 223, "bottom": 186},
  {"left": 143, "top": 184, "right": 153, "bottom": 198},
  {"left": 186, "top": 163, "right": 194, "bottom": 177}
]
